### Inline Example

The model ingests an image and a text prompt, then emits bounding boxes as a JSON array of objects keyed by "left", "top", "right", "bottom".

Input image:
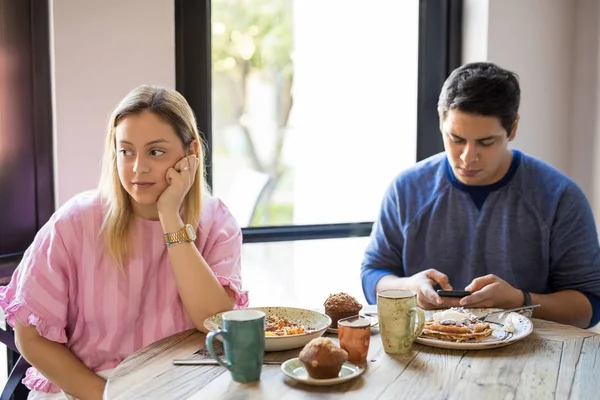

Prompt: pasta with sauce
[{"left": 265, "top": 315, "right": 312, "bottom": 336}]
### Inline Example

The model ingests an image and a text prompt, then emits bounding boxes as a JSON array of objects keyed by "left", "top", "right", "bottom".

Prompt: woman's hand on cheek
[{"left": 157, "top": 155, "right": 199, "bottom": 217}]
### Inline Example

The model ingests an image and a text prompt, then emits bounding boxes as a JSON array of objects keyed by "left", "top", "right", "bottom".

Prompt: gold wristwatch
[{"left": 163, "top": 224, "right": 197, "bottom": 247}]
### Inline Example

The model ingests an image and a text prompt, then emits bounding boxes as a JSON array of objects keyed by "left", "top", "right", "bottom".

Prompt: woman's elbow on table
[{"left": 191, "top": 290, "right": 236, "bottom": 332}]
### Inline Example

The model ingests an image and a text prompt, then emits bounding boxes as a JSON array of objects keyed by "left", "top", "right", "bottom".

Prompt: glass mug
[
  {"left": 377, "top": 290, "right": 425, "bottom": 354},
  {"left": 337, "top": 315, "right": 371, "bottom": 364}
]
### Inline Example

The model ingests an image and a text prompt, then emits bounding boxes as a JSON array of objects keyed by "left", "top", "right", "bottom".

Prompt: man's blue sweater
[{"left": 361, "top": 151, "right": 600, "bottom": 327}]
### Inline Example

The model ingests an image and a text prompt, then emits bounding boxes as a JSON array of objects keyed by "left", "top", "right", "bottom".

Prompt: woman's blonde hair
[{"left": 98, "top": 85, "right": 207, "bottom": 270}]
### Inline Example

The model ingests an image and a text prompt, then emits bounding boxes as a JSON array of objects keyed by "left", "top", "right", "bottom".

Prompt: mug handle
[
  {"left": 206, "top": 329, "right": 232, "bottom": 371},
  {"left": 408, "top": 307, "right": 426, "bottom": 342}
]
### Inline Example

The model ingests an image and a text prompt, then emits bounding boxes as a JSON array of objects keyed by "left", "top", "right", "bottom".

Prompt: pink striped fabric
[{"left": 0, "top": 191, "right": 248, "bottom": 393}]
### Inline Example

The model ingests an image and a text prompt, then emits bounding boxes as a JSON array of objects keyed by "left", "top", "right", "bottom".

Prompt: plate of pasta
[{"left": 203, "top": 306, "right": 331, "bottom": 352}]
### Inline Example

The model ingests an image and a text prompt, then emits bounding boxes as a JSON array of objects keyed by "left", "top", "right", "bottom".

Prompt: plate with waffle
[{"left": 415, "top": 307, "right": 533, "bottom": 350}]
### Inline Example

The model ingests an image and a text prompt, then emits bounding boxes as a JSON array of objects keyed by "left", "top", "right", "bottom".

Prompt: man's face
[{"left": 441, "top": 109, "right": 517, "bottom": 186}]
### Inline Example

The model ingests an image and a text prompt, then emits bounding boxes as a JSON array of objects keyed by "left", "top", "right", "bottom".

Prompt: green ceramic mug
[
  {"left": 377, "top": 290, "right": 425, "bottom": 354},
  {"left": 206, "top": 309, "right": 266, "bottom": 383}
]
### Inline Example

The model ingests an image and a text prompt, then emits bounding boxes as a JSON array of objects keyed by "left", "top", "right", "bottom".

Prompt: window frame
[
  {"left": 0, "top": 0, "right": 54, "bottom": 272},
  {"left": 174, "top": 0, "right": 462, "bottom": 243},
  {"left": 0, "top": 0, "right": 54, "bottom": 394}
]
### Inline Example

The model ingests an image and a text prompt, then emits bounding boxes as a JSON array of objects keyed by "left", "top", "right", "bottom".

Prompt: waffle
[{"left": 422, "top": 307, "right": 493, "bottom": 342}]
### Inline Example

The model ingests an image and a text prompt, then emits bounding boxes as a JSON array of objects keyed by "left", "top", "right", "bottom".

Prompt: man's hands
[
  {"left": 377, "top": 271, "right": 591, "bottom": 327},
  {"left": 407, "top": 269, "right": 461, "bottom": 309},
  {"left": 402, "top": 270, "right": 523, "bottom": 310},
  {"left": 459, "top": 274, "right": 524, "bottom": 309}
]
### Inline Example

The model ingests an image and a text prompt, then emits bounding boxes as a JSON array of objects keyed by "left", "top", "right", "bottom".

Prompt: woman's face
[{"left": 115, "top": 111, "right": 188, "bottom": 219}]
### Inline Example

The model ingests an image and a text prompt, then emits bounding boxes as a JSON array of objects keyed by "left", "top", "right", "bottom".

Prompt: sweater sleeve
[
  {"left": 549, "top": 183, "right": 600, "bottom": 327},
  {"left": 361, "top": 182, "right": 405, "bottom": 304}
]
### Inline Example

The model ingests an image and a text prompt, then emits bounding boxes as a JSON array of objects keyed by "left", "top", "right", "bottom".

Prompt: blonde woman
[{"left": 0, "top": 85, "right": 247, "bottom": 400}]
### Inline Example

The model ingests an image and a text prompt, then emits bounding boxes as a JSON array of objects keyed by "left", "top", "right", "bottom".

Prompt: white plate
[
  {"left": 203, "top": 306, "right": 331, "bottom": 352},
  {"left": 281, "top": 358, "right": 364, "bottom": 386},
  {"left": 415, "top": 308, "right": 533, "bottom": 350}
]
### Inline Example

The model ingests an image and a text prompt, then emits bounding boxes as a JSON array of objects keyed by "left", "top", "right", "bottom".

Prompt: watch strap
[
  {"left": 164, "top": 224, "right": 194, "bottom": 247},
  {"left": 521, "top": 290, "right": 533, "bottom": 306}
]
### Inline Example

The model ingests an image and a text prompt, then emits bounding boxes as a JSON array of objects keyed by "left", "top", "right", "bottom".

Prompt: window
[
  {"left": 175, "top": 0, "right": 461, "bottom": 304},
  {"left": 210, "top": 1, "right": 420, "bottom": 227},
  {"left": 242, "top": 237, "right": 370, "bottom": 308}
]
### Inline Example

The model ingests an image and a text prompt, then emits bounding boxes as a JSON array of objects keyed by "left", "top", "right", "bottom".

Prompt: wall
[
  {"left": 461, "top": 0, "right": 488, "bottom": 63},
  {"left": 463, "top": 0, "right": 600, "bottom": 220},
  {"left": 50, "top": 0, "right": 175, "bottom": 206},
  {"left": 574, "top": 0, "right": 600, "bottom": 221},
  {"left": 463, "top": 0, "right": 576, "bottom": 174}
]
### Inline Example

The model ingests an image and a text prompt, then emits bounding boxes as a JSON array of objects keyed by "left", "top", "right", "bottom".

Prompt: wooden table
[{"left": 104, "top": 319, "right": 600, "bottom": 400}]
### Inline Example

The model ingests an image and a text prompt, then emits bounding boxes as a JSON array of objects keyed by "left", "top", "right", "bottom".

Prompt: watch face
[{"left": 185, "top": 224, "right": 197, "bottom": 240}]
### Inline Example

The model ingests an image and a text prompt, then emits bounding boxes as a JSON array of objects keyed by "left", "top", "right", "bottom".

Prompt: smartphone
[{"left": 437, "top": 290, "right": 471, "bottom": 298}]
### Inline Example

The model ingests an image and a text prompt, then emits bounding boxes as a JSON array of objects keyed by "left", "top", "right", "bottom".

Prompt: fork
[
  {"left": 477, "top": 304, "right": 540, "bottom": 322},
  {"left": 362, "top": 304, "right": 540, "bottom": 321}
]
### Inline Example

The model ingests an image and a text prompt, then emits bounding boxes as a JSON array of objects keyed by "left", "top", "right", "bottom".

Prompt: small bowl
[{"left": 203, "top": 306, "right": 331, "bottom": 352}]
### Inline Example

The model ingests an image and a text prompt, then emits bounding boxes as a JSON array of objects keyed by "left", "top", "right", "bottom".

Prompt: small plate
[
  {"left": 415, "top": 308, "right": 534, "bottom": 350},
  {"left": 281, "top": 358, "right": 364, "bottom": 386}
]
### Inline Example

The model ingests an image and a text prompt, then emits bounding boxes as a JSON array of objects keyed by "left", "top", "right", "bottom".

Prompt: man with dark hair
[{"left": 361, "top": 61, "right": 600, "bottom": 328}]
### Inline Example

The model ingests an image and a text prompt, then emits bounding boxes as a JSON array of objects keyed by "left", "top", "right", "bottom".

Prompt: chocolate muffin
[
  {"left": 299, "top": 337, "right": 348, "bottom": 379},
  {"left": 324, "top": 292, "right": 363, "bottom": 328}
]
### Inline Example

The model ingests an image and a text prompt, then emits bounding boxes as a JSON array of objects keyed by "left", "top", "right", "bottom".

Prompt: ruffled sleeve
[
  {"left": 0, "top": 213, "right": 72, "bottom": 392},
  {"left": 199, "top": 198, "right": 248, "bottom": 308}
]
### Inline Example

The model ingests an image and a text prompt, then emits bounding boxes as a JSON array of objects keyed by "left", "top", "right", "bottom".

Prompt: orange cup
[{"left": 337, "top": 315, "right": 371, "bottom": 364}]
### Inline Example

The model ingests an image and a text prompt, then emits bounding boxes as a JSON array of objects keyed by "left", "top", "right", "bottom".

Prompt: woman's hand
[
  {"left": 157, "top": 155, "right": 199, "bottom": 217},
  {"left": 14, "top": 322, "right": 107, "bottom": 400}
]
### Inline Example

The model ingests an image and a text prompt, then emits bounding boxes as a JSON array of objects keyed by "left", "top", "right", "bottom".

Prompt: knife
[
  {"left": 172, "top": 359, "right": 283, "bottom": 366},
  {"left": 364, "top": 304, "right": 540, "bottom": 319}
]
